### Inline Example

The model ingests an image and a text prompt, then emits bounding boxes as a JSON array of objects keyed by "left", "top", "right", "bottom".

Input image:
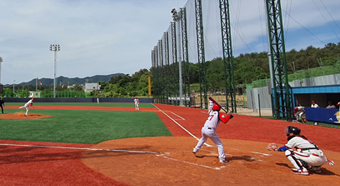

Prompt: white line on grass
[
  {"left": 0, "top": 143, "right": 158, "bottom": 154},
  {"left": 152, "top": 104, "right": 213, "bottom": 147}
]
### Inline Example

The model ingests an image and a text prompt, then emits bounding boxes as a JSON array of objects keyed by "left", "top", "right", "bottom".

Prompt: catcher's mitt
[{"left": 266, "top": 143, "right": 278, "bottom": 151}]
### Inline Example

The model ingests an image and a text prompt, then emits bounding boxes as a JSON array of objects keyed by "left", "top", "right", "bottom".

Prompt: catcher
[{"left": 267, "top": 126, "right": 333, "bottom": 175}]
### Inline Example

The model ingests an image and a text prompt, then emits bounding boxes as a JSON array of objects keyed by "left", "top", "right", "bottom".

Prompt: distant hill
[{"left": 5, "top": 73, "right": 124, "bottom": 86}]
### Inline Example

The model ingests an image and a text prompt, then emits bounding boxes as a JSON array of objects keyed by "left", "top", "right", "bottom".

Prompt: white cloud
[{"left": 0, "top": 0, "right": 339, "bottom": 85}]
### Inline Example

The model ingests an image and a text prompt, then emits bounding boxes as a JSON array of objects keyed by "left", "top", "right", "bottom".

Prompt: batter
[{"left": 193, "top": 103, "right": 233, "bottom": 163}]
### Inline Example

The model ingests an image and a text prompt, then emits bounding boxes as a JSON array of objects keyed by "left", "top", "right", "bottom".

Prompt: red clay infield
[{"left": 1, "top": 104, "right": 340, "bottom": 186}]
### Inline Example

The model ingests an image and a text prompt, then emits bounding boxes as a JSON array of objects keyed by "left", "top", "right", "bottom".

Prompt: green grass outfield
[
  {"left": 1, "top": 103, "right": 172, "bottom": 144},
  {"left": 4, "top": 102, "right": 156, "bottom": 107}
]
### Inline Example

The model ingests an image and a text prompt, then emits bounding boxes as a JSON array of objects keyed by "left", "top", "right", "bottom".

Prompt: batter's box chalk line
[
  {"left": 156, "top": 153, "right": 225, "bottom": 170},
  {"left": 250, "top": 151, "right": 271, "bottom": 157}
]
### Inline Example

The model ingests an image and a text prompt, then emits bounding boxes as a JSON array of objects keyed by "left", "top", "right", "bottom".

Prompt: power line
[
  {"left": 282, "top": 9, "right": 326, "bottom": 46},
  {"left": 316, "top": 0, "right": 340, "bottom": 40}
]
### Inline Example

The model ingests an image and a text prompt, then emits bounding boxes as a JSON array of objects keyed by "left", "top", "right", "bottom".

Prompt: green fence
[{"left": 247, "top": 63, "right": 340, "bottom": 89}]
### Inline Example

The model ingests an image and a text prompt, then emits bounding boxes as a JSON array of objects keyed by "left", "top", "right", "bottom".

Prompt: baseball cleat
[
  {"left": 219, "top": 159, "right": 228, "bottom": 163},
  {"left": 192, "top": 148, "right": 198, "bottom": 154},
  {"left": 310, "top": 166, "right": 321, "bottom": 173},
  {"left": 291, "top": 168, "right": 309, "bottom": 176}
]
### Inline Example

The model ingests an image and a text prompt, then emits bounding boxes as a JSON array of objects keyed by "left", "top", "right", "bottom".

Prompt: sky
[{"left": 0, "top": 0, "right": 339, "bottom": 85}]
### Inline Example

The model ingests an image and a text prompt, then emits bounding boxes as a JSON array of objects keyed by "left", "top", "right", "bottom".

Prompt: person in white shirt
[
  {"left": 311, "top": 101, "right": 319, "bottom": 125},
  {"left": 326, "top": 101, "right": 336, "bottom": 109},
  {"left": 193, "top": 103, "right": 233, "bottom": 163},
  {"left": 134, "top": 97, "right": 140, "bottom": 110},
  {"left": 19, "top": 97, "right": 34, "bottom": 116},
  {"left": 311, "top": 101, "right": 319, "bottom": 108}
]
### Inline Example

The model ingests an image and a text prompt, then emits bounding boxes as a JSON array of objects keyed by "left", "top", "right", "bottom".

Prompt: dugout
[{"left": 292, "top": 85, "right": 340, "bottom": 108}]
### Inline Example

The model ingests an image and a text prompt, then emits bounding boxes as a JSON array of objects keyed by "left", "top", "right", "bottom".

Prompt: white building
[{"left": 84, "top": 82, "right": 101, "bottom": 93}]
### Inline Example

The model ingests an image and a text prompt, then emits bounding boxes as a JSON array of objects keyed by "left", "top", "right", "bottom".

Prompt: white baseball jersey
[
  {"left": 134, "top": 99, "right": 139, "bottom": 105},
  {"left": 285, "top": 136, "right": 327, "bottom": 167},
  {"left": 311, "top": 103, "right": 319, "bottom": 108},
  {"left": 24, "top": 99, "right": 33, "bottom": 107},
  {"left": 194, "top": 110, "right": 231, "bottom": 161},
  {"left": 204, "top": 110, "right": 228, "bottom": 129}
]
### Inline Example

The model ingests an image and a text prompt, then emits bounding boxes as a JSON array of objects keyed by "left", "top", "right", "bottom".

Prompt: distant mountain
[{"left": 5, "top": 73, "right": 124, "bottom": 86}]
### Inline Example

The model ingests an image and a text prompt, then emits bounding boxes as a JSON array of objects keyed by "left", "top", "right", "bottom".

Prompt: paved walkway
[{"left": 235, "top": 107, "right": 272, "bottom": 117}]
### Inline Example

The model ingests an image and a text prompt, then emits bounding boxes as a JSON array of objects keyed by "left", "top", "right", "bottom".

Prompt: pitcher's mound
[{"left": 0, "top": 113, "right": 52, "bottom": 119}]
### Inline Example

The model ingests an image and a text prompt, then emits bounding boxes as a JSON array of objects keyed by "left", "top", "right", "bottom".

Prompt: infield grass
[
  {"left": 0, "top": 109, "right": 172, "bottom": 144},
  {"left": 4, "top": 102, "right": 155, "bottom": 108}
]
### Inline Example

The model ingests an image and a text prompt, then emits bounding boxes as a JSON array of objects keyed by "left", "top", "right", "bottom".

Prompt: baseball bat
[{"left": 209, "top": 97, "right": 229, "bottom": 113}]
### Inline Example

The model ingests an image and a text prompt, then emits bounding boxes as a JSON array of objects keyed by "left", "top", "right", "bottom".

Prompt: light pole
[
  {"left": 50, "top": 44, "right": 60, "bottom": 98},
  {"left": 0, "top": 57, "right": 3, "bottom": 85},
  {"left": 13, "top": 80, "right": 15, "bottom": 93},
  {"left": 36, "top": 77, "right": 38, "bottom": 91},
  {"left": 171, "top": 8, "right": 184, "bottom": 106}
]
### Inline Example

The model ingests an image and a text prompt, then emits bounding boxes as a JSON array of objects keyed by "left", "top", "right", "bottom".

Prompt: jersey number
[{"left": 208, "top": 114, "right": 215, "bottom": 121}]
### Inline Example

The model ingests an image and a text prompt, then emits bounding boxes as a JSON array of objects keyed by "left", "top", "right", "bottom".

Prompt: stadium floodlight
[
  {"left": 171, "top": 8, "right": 184, "bottom": 106},
  {"left": 0, "top": 57, "right": 3, "bottom": 84},
  {"left": 50, "top": 44, "right": 60, "bottom": 98}
]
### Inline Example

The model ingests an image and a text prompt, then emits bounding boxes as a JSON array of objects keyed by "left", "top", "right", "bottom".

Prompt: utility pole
[
  {"left": 0, "top": 57, "right": 3, "bottom": 85},
  {"left": 50, "top": 44, "right": 60, "bottom": 98},
  {"left": 171, "top": 8, "right": 184, "bottom": 106}
]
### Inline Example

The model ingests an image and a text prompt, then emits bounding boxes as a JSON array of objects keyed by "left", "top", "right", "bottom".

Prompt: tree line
[{"left": 2, "top": 42, "right": 339, "bottom": 98}]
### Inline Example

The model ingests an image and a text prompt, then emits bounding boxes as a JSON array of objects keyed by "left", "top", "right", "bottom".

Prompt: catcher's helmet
[
  {"left": 285, "top": 126, "right": 301, "bottom": 136},
  {"left": 212, "top": 103, "right": 221, "bottom": 111}
]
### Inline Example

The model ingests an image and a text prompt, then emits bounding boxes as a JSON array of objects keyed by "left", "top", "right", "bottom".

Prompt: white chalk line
[
  {"left": 156, "top": 153, "right": 225, "bottom": 170},
  {"left": 152, "top": 104, "right": 213, "bottom": 147},
  {"left": 0, "top": 144, "right": 269, "bottom": 170},
  {"left": 171, "top": 112, "right": 185, "bottom": 120},
  {"left": 152, "top": 105, "right": 274, "bottom": 166},
  {"left": 250, "top": 151, "right": 271, "bottom": 157},
  {"left": 0, "top": 143, "right": 157, "bottom": 154},
  {"left": 0, "top": 142, "right": 224, "bottom": 170}
]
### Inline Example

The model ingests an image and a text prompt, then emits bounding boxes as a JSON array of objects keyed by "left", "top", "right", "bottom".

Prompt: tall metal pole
[
  {"left": 180, "top": 7, "right": 190, "bottom": 107},
  {"left": 50, "top": 44, "right": 60, "bottom": 98},
  {"left": 171, "top": 8, "right": 184, "bottom": 106},
  {"left": 0, "top": 57, "right": 3, "bottom": 85},
  {"left": 265, "top": 0, "right": 292, "bottom": 121},
  {"left": 195, "top": 0, "right": 207, "bottom": 109},
  {"left": 219, "top": 0, "right": 236, "bottom": 113}
]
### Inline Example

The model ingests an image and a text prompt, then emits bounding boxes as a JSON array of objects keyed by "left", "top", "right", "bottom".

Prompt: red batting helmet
[{"left": 212, "top": 103, "right": 221, "bottom": 111}]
